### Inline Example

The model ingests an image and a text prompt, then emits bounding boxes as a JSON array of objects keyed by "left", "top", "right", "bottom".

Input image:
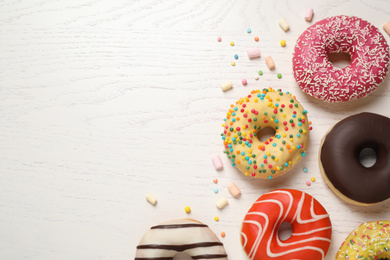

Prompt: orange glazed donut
[
  {"left": 241, "top": 189, "right": 332, "bottom": 260},
  {"left": 221, "top": 88, "right": 310, "bottom": 179}
]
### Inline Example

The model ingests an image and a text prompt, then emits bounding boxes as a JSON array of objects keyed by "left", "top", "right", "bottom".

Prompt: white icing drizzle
[{"left": 241, "top": 189, "right": 332, "bottom": 260}]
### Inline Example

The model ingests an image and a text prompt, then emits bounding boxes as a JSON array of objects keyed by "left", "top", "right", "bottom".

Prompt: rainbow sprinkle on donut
[{"left": 221, "top": 88, "right": 311, "bottom": 179}]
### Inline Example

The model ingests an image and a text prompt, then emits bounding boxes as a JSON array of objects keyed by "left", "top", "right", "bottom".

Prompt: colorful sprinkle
[
  {"left": 311, "top": 177, "right": 316, "bottom": 182},
  {"left": 221, "top": 88, "right": 310, "bottom": 179},
  {"left": 221, "top": 232, "right": 226, "bottom": 238},
  {"left": 280, "top": 40, "right": 286, "bottom": 47},
  {"left": 217, "top": 37, "right": 222, "bottom": 42},
  {"left": 277, "top": 73, "right": 282, "bottom": 79},
  {"left": 214, "top": 187, "right": 219, "bottom": 193},
  {"left": 231, "top": 61, "right": 236, "bottom": 66},
  {"left": 214, "top": 216, "right": 219, "bottom": 221},
  {"left": 185, "top": 206, "right": 191, "bottom": 213},
  {"left": 234, "top": 54, "right": 239, "bottom": 60},
  {"left": 213, "top": 178, "right": 218, "bottom": 184},
  {"left": 254, "top": 36, "right": 259, "bottom": 42},
  {"left": 258, "top": 70, "right": 263, "bottom": 76},
  {"left": 306, "top": 180, "right": 311, "bottom": 186},
  {"left": 247, "top": 28, "right": 252, "bottom": 33},
  {"left": 242, "top": 79, "right": 248, "bottom": 85},
  {"left": 303, "top": 167, "right": 308, "bottom": 173},
  {"left": 230, "top": 41, "right": 235, "bottom": 46}
]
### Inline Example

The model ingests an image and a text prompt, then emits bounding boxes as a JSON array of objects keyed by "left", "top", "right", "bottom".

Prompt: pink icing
[{"left": 293, "top": 15, "right": 390, "bottom": 103}]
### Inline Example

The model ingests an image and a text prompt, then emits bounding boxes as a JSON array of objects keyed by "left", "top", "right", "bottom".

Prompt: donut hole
[
  {"left": 173, "top": 252, "right": 192, "bottom": 260},
  {"left": 328, "top": 52, "right": 351, "bottom": 69},
  {"left": 359, "top": 147, "right": 377, "bottom": 168},
  {"left": 277, "top": 222, "right": 293, "bottom": 241},
  {"left": 257, "top": 127, "right": 276, "bottom": 142}
]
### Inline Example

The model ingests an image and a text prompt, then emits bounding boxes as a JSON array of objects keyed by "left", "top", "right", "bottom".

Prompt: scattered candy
[
  {"left": 213, "top": 178, "right": 218, "bottom": 184},
  {"left": 306, "top": 180, "right": 311, "bottom": 186},
  {"left": 220, "top": 81, "right": 233, "bottom": 92},
  {"left": 254, "top": 75, "right": 259, "bottom": 80},
  {"left": 258, "top": 70, "right": 263, "bottom": 76},
  {"left": 216, "top": 197, "right": 229, "bottom": 209},
  {"left": 280, "top": 40, "right": 286, "bottom": 47},
  {"left": 217, "top": 36, "right": 222, "bottom": 42},
  {"left": 212, "top": 155, "right": 224, "bottom": 170},
  {"left": 254, "top": 36, "right": 259, "bottom": 42},
  {"left": 230, "top": 61, "right": 236, "bottom": 66},
  {"left": 265, "top": 56, "right": 275, "bottom": 70},
  {"left": 214, "top": 187, "right": 219, "bottom": 193},
  {"left": 277, "top": 73, "right": 282, "bottom": 79},
  {"left": 279, "top": 18, "right": 290, "bottom": 32},
  {"left": 241, "top": 79, "right": 247, "bottom": 85},
  {"left": 185, "top": 206, "right": 191, "bottom": 213},
  {"left": 221, "top": 232, "right": 226, "bottom": 238},
  {"left": 311, "top": 177, "right": 316, "bottom": 182},
  {"left": 230, "top": 41, "right": 235, "bottom": 46},
  {"left": 247, "top": 28, "right": 252, "bottom": 33},
  {"left": 305, "top": 8, "right": 314, "bottom": 22},
  {"left": 228, "top": 182, "right": 241, "bottom": 198},
  {"left": 384, "top": 22, "right": 390, "bottom": 36},
  {"left": 234, "top": 54, "right": 239, "bottom": 60},
  {"left": 214, "top": 216, "right": 219, "bottom": 221},
  {"left": 145, "top": 193, "right": 157, "bottom": 206},
  {"left": 303, "top": 167, "right": 308, "bottom": 173},
  {"left": 247, "top": 47, "right": 261, "bottom": 59}
]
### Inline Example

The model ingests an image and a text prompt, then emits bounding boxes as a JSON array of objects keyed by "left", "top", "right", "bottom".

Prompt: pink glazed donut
[{"left": 293, "top": 15, "right": 390, "bottom": 103}]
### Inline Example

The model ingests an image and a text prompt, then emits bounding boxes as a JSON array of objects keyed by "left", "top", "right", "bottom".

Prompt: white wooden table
[{"left": 1, "top": 1, "right": 390, "bottom": 259}]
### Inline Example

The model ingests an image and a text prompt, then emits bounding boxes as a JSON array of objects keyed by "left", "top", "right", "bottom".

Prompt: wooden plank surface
[{"left": 1, "top": 0, "right": 390, "bottom": 259}]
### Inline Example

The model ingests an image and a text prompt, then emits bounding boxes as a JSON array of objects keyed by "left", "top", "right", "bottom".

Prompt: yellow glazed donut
[
  {"left": 335, "top": 221, "right": 390, "bottom": 259},
  {"left": 135, "top": 219, "right": 228, "bottom": 260},
  {"left": 221, "top": 88, "right": 310, "bottom": 179}
]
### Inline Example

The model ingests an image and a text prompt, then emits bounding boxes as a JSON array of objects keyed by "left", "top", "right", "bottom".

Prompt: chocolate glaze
[
  {"left": 320, "top": 112, "right": 390, "bottom": 204},
  {"left": 136, "top": 242, "right": 223, "bottom": 251},
  {"left": 151, "top": 224, "right": 208, "bottom": 229},
  {"left": 134, "top": 254, "right": 228, "bottom": 260}
]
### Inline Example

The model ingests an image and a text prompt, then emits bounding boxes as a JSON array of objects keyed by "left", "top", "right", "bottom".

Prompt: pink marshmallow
[
  {"left": 305, "top": 8, "right": 314, "bottom": 22},
  {"left": 228, "top": 182, "right": 241, "bottom": 198},
  {"left": 247, "top": 47, "right": 260, "bottom": 59},
  {"left": 212, "top": 155, "right": 223, "bottom": 170}
]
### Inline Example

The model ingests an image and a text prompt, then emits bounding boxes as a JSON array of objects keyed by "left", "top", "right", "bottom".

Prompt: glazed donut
[
  {"left": 293, "top": 15, "right": 390, "bottom": 103},
  {"left": 135, "top": 219, "right": 228, "bottom": 260},
  {"left": 335, "top": 221, "right": 390, "bottom": 259},
  {"left": 221, "top": 88, "right": 310, "bottom": 179},
  {"left": 319, "top": 112, "right": 390, "bottom": 206},
  {"left": 241, "top": 189, "right": 332, "bottom": 260}
]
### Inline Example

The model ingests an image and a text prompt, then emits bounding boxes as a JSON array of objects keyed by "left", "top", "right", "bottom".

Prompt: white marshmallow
[
  {"left": 216, "top": 197, "right": 228, "bottom": 209},
  {"left": 279, "top": 18, "right": 290, "bottom": 32}
]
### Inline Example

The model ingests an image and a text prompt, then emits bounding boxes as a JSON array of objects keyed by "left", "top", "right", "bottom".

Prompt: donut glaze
[
  {"left": 241, "top": 189, "right": 332, "bottom": 260},
  {"left": 319, "top": 112, "right": 390, "bottom": 205},
  {"left": 221, "top": 88, "right": 310, "bottom": 179},
  {"left": 135, "top": 219, "right": 228, "bottom": 260},
  {"left": 335, "top": 221, "right": 390, "bottom": 259},
  {"left": 293, "top": 15, "right": 390, "bottom": 103}
]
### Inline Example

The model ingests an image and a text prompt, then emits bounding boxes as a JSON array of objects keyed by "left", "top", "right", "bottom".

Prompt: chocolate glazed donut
[{"left": 319, "top": 112, "right": 390, "bottom": 206}]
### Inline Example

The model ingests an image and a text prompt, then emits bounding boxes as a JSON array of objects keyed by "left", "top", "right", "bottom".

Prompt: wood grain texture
[{"left": 1, "top": 0, "right": 390, "bottom": 259}]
